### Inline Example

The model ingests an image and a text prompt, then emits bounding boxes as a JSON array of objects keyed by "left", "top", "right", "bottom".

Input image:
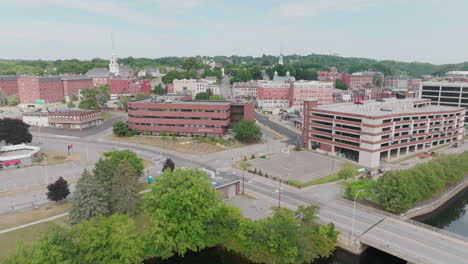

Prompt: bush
[
  {"left": 251, "top": 154, "right": 255, "bottom": 159},
  {"left": 7, "top": 94, "right": 20, "bottom": 106},
  {"left": 124, "top": 129, "right": 138, "bottom": 137},
  {"left": 233, "top": 119, "right": 262, "bottom": 143},
  {"left": 112, "top": 121, "right": 128, "bottom": 137},
  {"left": 104, "top": 150, "right": 144, "bottom": 177},
  {"left": 344, "top": 178, "right": 376, "bottom": 201}
]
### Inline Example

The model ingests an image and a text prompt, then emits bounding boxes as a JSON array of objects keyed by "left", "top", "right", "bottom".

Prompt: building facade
[
  {"left": 48, "top": 110, "right": 103, "bottom": 129},
  {"left": 420, "top": 81, "right": 468, "bottom": 121},
  {"left": 317, "top": 67, "right": 341, "bottom": 83},
  {"left": 257, "top": 81, "right": 291, "bottom": 109},
  {"left": 0, "top": 76, "right": 19, "bottom": 96},
  {"left": 127, "top": 96, "right": 255, "bottom": 138},
  {"left": 109, "top": 79, "right": 151, "bottom": 99},
  {"left": 172, "top": 79, "right": 220, "bottom": 99},
  {"left": 302, "top": 98, "right": 464, "bottom": 168},
  {"left": 61, "top": 76, "right": 93, "bottom": 101},
  {"left": 232, "top": 81, "right": 258, "bottom": 100},
  {"left": 85, "top": 68, "right": 111, "bottom": 86},
  {"left": 289, "top": 80, "right": 334, "bottom": 109},
  {"left": 342, "top": 74, "right": 374, "bottom": 89},
  {"left": 18, "top": 76, "right": 64, "bottom": 105}
]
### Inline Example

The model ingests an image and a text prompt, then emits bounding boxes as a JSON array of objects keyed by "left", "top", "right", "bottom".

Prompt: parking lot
[{"left": 248, "top": 151, "right": 344, "bottom": 183}]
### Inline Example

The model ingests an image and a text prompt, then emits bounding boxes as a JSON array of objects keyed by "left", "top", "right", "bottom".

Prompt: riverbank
[{"left": 403, "top": 176, "right": 468, "bottom": 219}]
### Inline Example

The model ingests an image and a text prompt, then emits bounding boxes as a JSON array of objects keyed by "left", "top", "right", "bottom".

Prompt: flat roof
[
  {"left": 136, "top": 97, "right": 231, "bottom": 105},
  {"left": 315, "top": 98, "right": 464, "bottom": 117},
  {"left": 422, "top": 81, "right": 468, "bottom": 86}
]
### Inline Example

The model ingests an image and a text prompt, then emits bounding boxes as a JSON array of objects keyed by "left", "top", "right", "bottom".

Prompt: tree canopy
[
  {"left": 104, "top": 150, "right": 144, "bottom": 177},
  {"left": 233, "top": 119, "right": 262, "bottom": 143},
  {"left": 46, "top": 177, "right": 70, "bottom": 203},
  {"left": 78, "top": 85, "right": 109, "bottom": 110},
  {"left": 0, "top": 118, "right": 32, "bottom": 145},
  {"left": 111, "top": 160, "right": 140, "bottom": 215}
]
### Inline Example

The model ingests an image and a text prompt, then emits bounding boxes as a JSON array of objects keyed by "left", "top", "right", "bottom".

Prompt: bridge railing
[{"left": 337, "top": 198, "right": 468, "bottom": 244}]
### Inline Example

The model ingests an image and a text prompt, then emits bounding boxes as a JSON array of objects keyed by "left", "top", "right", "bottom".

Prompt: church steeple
[
  {"left": 278, "top": 47, "right": 284, "bottom": 65},
  {"left": 109, "top": 33, "right": 120, "bottom": 76}
]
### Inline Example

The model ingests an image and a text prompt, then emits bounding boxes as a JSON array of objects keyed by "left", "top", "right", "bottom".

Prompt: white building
[
  {"left": 109, "top": 52, "right": 119, "bottom": 77},
  {"left": 173, "top": 79, "right": 220, "bottom": 99},
  {"left": 22, "top": 112, "right": 49, "bottom": 127},
  {"left": 232, "top": 81, "right": 258, "bottom": 100},
  {"left": 138, "top": 68, "right": 165, "bottom": 78}
]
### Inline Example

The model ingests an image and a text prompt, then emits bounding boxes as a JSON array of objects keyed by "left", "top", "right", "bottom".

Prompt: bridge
[{"left": 243, "top": 176, "right": 468, "bottom": 264}]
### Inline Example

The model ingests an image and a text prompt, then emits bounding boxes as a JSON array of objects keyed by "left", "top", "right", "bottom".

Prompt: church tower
[
  {"left": 278, "top": 47, "right": 284, "bottom": 65},
  {"left": 109, "top": 34, "right": 120, "bottom": 76}
]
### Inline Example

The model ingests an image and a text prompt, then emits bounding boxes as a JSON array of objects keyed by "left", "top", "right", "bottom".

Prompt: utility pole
[{"left": 242, "top": 169, "right": 245, "bottom": 194}]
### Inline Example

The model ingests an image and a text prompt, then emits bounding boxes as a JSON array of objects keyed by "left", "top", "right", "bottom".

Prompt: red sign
[
  {"left": 4, "top": 160, "right": 21, "bottom": 166},
  {"left": 68, "top": 144, "right": 73, "bottom": 149}
]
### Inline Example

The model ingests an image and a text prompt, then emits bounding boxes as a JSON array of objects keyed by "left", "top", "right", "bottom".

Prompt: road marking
[{"left": 55, "top": 135, "right": 78, "bottom": 139}]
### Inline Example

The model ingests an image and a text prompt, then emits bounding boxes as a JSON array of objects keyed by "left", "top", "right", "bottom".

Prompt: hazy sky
[{"left": 0, "top": 0, "right": 467, "bottom": 64}]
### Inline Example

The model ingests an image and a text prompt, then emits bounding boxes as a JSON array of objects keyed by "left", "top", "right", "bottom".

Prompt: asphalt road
[{"left": 254, "top": 112, "right": 300, "bottom": 145}]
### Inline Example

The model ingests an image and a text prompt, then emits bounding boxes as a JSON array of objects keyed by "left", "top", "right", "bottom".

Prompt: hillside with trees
[{"left": 2, "top": 54, "right": 468, "bottom": 78}]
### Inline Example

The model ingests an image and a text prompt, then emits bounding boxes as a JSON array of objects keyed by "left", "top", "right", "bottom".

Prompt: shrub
[{"left": 251, "top": 154, "right": 255, "bottom": 159}]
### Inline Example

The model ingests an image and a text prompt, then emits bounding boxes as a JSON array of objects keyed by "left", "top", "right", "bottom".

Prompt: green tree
[
  {"left": 70, "top": 169, "right": 110, "bottom": 225},
  {"left": 46, "top": 177, "right": 70, "bottom": 203},
  {"left": 182, "top": 57, "right": 202, "bottom": 71},
  {"left": 30, "top": 226, "right": 74, "bottom": 263},
  {"left": 79, "top": 85, "right": 109, "bottom": 109},
  {"left": 93, "top": 158, "right": 116, "bottom": 208},
  {"left": 233, "top": 119, "right": 262, "bottom": 143},
  {"left": 70, "top": 95, "right": 78, "bottom": 102},
  {"left": 0, "top": 90, "right": 8, "bottom": 106},
  {"left": 73, "top": 215, "right": 144, "bottom": 264},
  {"left": 111, "top": 160, "right": 140, "bottom": 215},
  {"left": 135, "top": 92, "right": 148, "bottom": 100},
  {"left": 144, "top": 168, "right": 230, "bottom": 257},
  {"left": 118, "top": 96, "right": 130, "bottom": 111},
  {"left": 6, "top": 93, "right": 19, "bottom": 106},
  {"left": 153, "top": 84, "right": 166, "bottom": 95},
  {"left": 375, "top": 171, "right": 412, "bottom": 214},
  {"left": 112, "top": 121, "right": 128, "bottom": 137},
  {"left": 162, "top": 71, "right": 184, "bottom": 84},
  {"left": 335, "top": 79, "right": 348, "bottom": 90},
  {"left": 105, "top": 150, "right": 144, "bottom": 177},
  {"left": 66, "top": 101, "right": 75, "bottom": 109},
  {"left": 0, "top": 118, "right": 32, "bottom": 145},
  {"left": 195, "top": 92, "right": 209, "bottom": 100}
]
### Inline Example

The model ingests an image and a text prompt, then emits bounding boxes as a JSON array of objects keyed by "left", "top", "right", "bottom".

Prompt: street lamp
[
  {"left": 351, "top": 189, "right": 365, "bottom": 239},
  {"left": 242, "top": 168, "right": 245, "bottom": 194},
  {"left": 278, "top": 178, "right": 283, "bottom": 208}
]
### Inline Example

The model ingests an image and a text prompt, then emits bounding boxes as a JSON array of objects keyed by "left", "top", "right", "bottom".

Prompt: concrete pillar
[{"left": 397, "top": 148, "right": 401, "bottom": 158}]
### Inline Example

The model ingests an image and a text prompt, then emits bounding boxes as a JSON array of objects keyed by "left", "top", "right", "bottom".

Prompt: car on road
[{"left": 354, "top": 101, "right": 364, "bottom": 104}]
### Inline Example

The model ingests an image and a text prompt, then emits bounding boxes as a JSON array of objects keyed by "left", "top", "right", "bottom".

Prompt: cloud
[
  {"left": 272, "top": 0, "right": 378, "bottom": 18},
  {"left": 0, "top": 0, "right": 183, "bottom": 27}
]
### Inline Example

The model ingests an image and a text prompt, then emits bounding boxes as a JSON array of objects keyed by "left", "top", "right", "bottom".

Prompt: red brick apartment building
[
  {"left": 18, "top": 76, "right": 64, "bottom": 104},
  {"left": 61, "top": 76, "right": 93, "bottom": 100},
  {"left": 48, "top": 110, "right": 102, "bottom": 129},
  {"left": 302, "top": 98, "right": 464, "bottom": 168},
  {"left": 0, "top": 76, "right": 19, "bottom": 96},
  {"left": 128, "top": 96, "right": 255, "bottom": 137}
]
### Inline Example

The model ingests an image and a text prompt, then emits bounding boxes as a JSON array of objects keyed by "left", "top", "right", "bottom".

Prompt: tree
[
  {"left": 373, "top": 74, "right": 383, "bottom": 87},
  {"left": 182, "top": 57, "right": 202, "bottom": 71},
  {"left": 73, "top": 215, "right": 144, "bottom": 264},
  {"left": 0, "top": 90, "right": 7, "bottom": 106},
  {"left": 335, "top": 79, "right": 348, "bottom": 90},
  {"left": 162, "top": 70, "right": 184, "bottom": 84},
  {"left": 195, "top": 92, "right": 210, "bottom": 100},
  {"left": 7, "top": 93, "right": 20, "bottom": 106},
  {"left": 93, "top": 158, "right": 116, "bottom": 208},
  {"left": 112, "top": 121, "right": 128, "bottom": 137},
  {"left": 46, "top": 177, "right": 70, "bottom": 203},
  {"left": 135, "top": 92, "right": 148, "bottom": 100},
  {"left": 118, "top": 96, "right": 130, "bottom": 111},
  {"left": 233, "top": 119, "right": 262, "bottom": 143},
  {"left": 153, "top": 84, "right": 166, "bottom": 95},
  {"left": 66, "top": 101, "right": 75, "bottom": 109},
  {"left": 0, "top": 118, "right": 32, "bottom": 145},
  {"left": 375, "top": 171, "right": 412, "bottom": 214},
  {"left": 105, "top": 150, "right": 144, "bottom": 177},
  {"left": 79, "top": 85, "right": 109, "bottom": 109},
  {"left": 111, "top": 160, "right": 140, "bottom": 215},
  {"left": 144, "top": 168, "right": 230, "bottom": 257},
  {"left": 70, "top": 169, "right": 110, "bottom": 225},
  {"left": 162, "top": 158, "right": 175, "bottom": 172},
  {"left": 70, "top": 95, "right": 78, "bottom": 102}
]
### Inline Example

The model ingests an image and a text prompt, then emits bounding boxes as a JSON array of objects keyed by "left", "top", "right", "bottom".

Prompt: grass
[
  {"left": 53, "top": 155, "right": 66, "bottom": 160},
  {"left": 0, "top": 202, "right": 72, "bottom": 230},
  {"left": 238, "top": 161, "right": 252, "bottom": 170},
  {"left": 285, "top": 164, "right": 361, "bottom": 188},
  {"left": 102, "top": 112, "right": 116, "bottom": 120},
  {"left": 240, "top": 193, "right": 256, "bottom": 200},
  {"left": 39, "top": 151, "right": 87, "bottom": 166},
  {"left": 0, "top": 216, "right": 69, "bottom": 261}
]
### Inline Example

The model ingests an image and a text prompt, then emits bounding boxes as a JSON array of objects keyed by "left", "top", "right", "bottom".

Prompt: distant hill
[{"left": 1, "top": 54, "right": 467, "bottom": 77}]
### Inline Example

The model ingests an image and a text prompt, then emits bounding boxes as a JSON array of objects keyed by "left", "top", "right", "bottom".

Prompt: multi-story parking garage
[
  {"left": 302, "top": 98, "right": 465, "bottom": 168},
  {"left": 420, "top": 81, "right": 468, "bottom": 122}
]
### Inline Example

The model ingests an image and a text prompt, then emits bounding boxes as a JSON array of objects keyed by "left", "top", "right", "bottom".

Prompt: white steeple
[
  {"left": 109, "top": 33, "right": 120, "bottom": 76},
  {"left": 278, "top": 47, "right": 284, "bottom": 65}
]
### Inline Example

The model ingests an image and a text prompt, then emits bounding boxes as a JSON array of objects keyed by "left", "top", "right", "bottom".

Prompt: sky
[{"left": 0, "top": 0, "right": 467, "bottom": 64}]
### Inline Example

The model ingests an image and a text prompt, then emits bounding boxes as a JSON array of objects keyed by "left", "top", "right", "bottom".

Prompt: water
[
  {"left": 415, "top": 188, "right": 468, "bottom": 237},
  {"left": 144, "top": 246, "right": 404, "bottom": 264}
]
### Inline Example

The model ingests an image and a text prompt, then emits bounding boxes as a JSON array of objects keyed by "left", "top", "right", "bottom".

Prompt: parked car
[{"left": 354, "top": 101, "right": 364, "bottom": 105}]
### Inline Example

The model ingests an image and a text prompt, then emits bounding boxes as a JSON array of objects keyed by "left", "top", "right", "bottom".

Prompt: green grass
[
  {"left": 285, "top": 164, "right": 361, "bottom": 188},
  {"left": 0, "top": 216, "right": 69, "bottom": 261},
  {"left": 238, "top": 161, "right": 252, "bottom": 170},
  {"left": 102, "top": 112, "right": 116, "bottom": 120}
]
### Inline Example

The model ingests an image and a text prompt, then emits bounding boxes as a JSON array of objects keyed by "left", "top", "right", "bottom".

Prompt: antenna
[{"left": 111, "top": 32, "right": 115, "bottom": 52}]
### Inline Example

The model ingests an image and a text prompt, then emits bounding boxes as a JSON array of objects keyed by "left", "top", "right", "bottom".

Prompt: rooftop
[
  {"left": 135, "top": 96, "right": 232, "bottom": 105},
  {"left": 0, "top": 75, "right": 19, "bottom": 80},
  {"left": 85, "top": 68, "right": 111, "bottom": 77},
  {"left": 316, "top": 98, "right": 464, "bottom": 117},
  {"left": 422, "top": 81, "right": 468, "bottom": 86},
  {"left": 60, "top": 75, "right": 92, "bottom": 81}
]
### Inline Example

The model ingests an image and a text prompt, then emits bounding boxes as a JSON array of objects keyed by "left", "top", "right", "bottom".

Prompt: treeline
[
  {"left": 2, "top": 53, "right": 468, "bottom": 77},
  {"left": 5, "top": 168, "right": 338, "bottom": 264},
  {"left": 346, "top": 152, "right": 468, "bottom": 214}
]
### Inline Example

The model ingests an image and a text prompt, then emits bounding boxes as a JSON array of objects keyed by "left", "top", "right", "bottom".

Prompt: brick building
[
  {"left": 0, "top": 76, "right": 19, "bottom": 96},
  {"left": 127, "top": 96, "right": 255, "bottom": 138},
  {"left": 172, "top": 79, "right": 220, "bottom": 99},
  {"left": 85, "top": 68, "right": 111, "bottom": 86},
  {"left": 257, "top": 81, "right": 291, "bottom": 109},
  {"left": 109, "top": 79, "right": 151, "bottom": 99},
  {"left": 232, "top": 81, "right": 258, "bottom": 100},
  {"left": 341, "top": 74, "right": 374, "bottom": 89},
  {"left": 23, "top": 110, "right": 102, "bottom": 129},
  {"left": 289, "top": 80, "right": 334, "bottom": 109},
  {"left": 317, "top": 67, "right": 341, "bottom": 83},
  {"left": 61, "top": 76, "right": 93, "bottom": 101},
  {"left": 18, "top": 76, "right": 63, "bottom": 105},
  {"left": 302, "top": 98, "right": 464, "bottom": 168},
  {"left": 384, "top": 76, "right": 421, "bottom": 93}
]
